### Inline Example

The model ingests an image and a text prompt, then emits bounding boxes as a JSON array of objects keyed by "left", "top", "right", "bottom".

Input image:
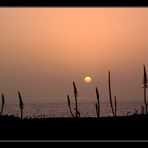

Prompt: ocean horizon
[{"left": 1, "top": 100, "right": 144, "bottom": 118}]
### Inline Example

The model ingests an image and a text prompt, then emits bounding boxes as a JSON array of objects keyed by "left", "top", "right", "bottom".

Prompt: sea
[{"left": 1, "top": 100, "right": 145, "bottom": 118}]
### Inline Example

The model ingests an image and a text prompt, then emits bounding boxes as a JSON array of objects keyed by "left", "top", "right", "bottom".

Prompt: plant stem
[
  {"left": 114, "top": 96, "right": 117, "bottom": 116},
  {"left": 144, "top": 86, "right": 147, "bottom": 115},
  {"left": 108, "top": 71, "right": 115, "bottom": 116},
  {"left": 96, "top": 87, "right": 100, "bottom": 118},
  {"left": 67, "top": 95, "right": 74, "bottom": 117}
]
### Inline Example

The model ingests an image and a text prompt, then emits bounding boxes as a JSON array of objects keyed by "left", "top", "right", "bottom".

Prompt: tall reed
[
  {"left": 0, "top": 93, "right": 5, "bottom": 116},
  {"left": 108, "top": 71, "right": 117, "bottom": 117},
  {"left": 114, "top": 96, "right": 117, "bottom": 116},
  {"left": 18, "top": 91, "right": 24, "bottom": 119},
  {"left": 73, "top": 81, "right": 80, "bottom": 117},
  {"left": 67, "top": 94, "right": 74, "bottom": 117},
  {"left": 141, "top": 105, "right": 145, "bottom": 115},
  {"left": 95, "top": 87, "right": 100, "bottom": 118},
  {"left": 67, "top": 82, "right": 80, "bottom": 118},
  {"left": 108, "top": 71, "right": 115, "bottom": 116},
  {"left": 143, "top": 65, "right": 148, "bottom": 115}
]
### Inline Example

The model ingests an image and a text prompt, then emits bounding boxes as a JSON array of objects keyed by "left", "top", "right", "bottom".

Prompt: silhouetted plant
[
  {"left": 18, "top": 91, "right": 24, "bottom": 119},
  {"left": 127, "top": 111, "right": 132, "bottom": 116},
  {"left": 141, "top": 105, "right": 145, "bottom": 115},
  {"left": 95, "top": 87, "right": 100, "bottom": 118},
  {"left": 0, "top": 94, "right": 5, "bottom": 116},
  {"left": 143, "top": 65, "right": 148, "bottom": 115},
  {"left": 67, "top": 94, "right": 74, "bottom": 117},
  {"left": 67, "top": 82, "right": 80, "bottom": 118},
  {"left": 133, "top": 108, "right": 138, "bottom": 115},
  {"left": 73, "top": 82, "right": 80, "bottom": 118},
  {"left": 114, "top": 96, "right": 117, "bottom": 116},
  {"left": 108, "top": 71, "right": 117, "bottom": 117}
]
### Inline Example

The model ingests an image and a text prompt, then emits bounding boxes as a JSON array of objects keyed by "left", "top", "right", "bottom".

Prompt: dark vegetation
[
  {"left": 0, "top": 114, "right": 148, "bottom": 140},
  {"left": 108, "top": 71, "right": 117, "bottom": 117},
  {"left": 67, "top": 82, "right": 80, "bottom": 118},
  {"left": 0, "top": 65, "right": 148, "bottom": 140},
  {"left": 143, "top": 65, "right": 148, "bottom": 115},
  {"left": 95, "top": 87, "right": 100, "bottom": 118},
  {"left": 0, "top": 94, "right": 5, "bottom": 116}
]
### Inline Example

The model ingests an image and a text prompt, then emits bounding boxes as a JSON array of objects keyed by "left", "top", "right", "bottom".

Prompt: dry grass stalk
[
  {"left": 0, "top": 93, "right": 5, "bottom": 116},
  {"left": 95, "top": 87, "right": 100, "bottom": 118},
  {"left": 18, "top": 91, "right": 24, "bottom": 119}
]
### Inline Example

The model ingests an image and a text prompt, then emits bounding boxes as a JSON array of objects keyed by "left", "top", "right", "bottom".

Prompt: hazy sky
[{"left": 0, "top": 8, "right": 148, "bottom": 103}]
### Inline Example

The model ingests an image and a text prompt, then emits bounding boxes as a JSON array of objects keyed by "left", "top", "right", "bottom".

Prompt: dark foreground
[{"left": 0, "top": 115, "right": 148, "bottom": 140}]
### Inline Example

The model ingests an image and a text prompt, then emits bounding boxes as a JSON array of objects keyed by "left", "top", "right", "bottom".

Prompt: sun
[{"left": 84, "top": 76, "right": 92, "bottom": 84}]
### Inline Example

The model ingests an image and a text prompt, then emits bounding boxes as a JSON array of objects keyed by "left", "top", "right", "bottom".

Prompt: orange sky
[{"left": 0, "top": 8, "right": 148, "bottom": 103}]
